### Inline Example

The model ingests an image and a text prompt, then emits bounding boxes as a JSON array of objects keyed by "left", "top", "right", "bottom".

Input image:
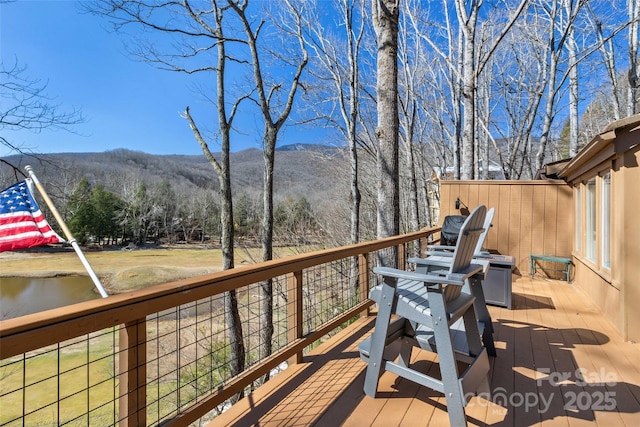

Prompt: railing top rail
[{"left": 0, "top": 227, "right": 439, "bottom": 359}]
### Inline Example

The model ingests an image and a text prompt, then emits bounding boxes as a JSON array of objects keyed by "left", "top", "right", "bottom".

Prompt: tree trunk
[
  {"left": 347, "top": 0, "right": 362, "bottom": 291},
  {"left": 453, "top": 29, "right": 464, "bottom": 180},
  {"left": 182, "top": 3, "right": 246, "bottom": 399},
  {"left": 185, "top": 102, "right": 246, "bottom": 399},
  {"left": 260, "top": 128, "right": 276, "bottom": 365},
  {"left": 595, "top": 23, "right": 621, "bottom": 120},
  {"left": 373, "top": 0, "right": 400, "bottom": 268},
  {"left": 230, "top": 0, "right": 308, "bottom": 382},
  {"left": 404, "top": 105, "right": 420, "bottom": 256},
  {"left": 628, "top": 0, "right": 640, "bottom": 115},
  {"left": 566, "top": 2, "right": 580, "bottom": 157},
  {"left": 455, "top": 0, "right": 478, "bottom": 180},
  {"left": 406, "top": 141, "right": 420, "bottom": 255}
]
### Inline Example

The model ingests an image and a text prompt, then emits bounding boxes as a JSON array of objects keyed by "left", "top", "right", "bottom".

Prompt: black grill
[{"left": 440, "top": 215, "right": 467, "bottom": 246}]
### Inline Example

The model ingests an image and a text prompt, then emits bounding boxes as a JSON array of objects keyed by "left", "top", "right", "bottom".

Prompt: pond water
[{"left": 0, "top": 276, "right": 100, "bottom": 320}]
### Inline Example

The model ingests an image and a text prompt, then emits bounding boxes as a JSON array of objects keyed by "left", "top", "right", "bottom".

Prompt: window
[
  {"left": 576, "top": 173, "right": 613, "bottom": 272},
  {"left": 601, "top": 173, "right": 611, "bottom": 269},
  {"left": 585, "top": 178, "right": 596, "bottom": 262},
  {"left": 575, "top": 186, "right": 581, "bottom": 252}
]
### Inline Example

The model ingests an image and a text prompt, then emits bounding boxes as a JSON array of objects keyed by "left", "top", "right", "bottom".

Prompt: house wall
[
  {"left": 572, "top": 257, "right": 623, "bottom": 336},
  {"left": 622, "top": 144, "right": 640, "bottom": 342},
  {"left": 567, "top": 142, "right": 640, "bottom": 340},
  {"left": 439, "top": 181, "right": 573, "bottom": 276},
  {"left": 553, "top": 114, "right": 638, "bottom": 341},
  {"left": 436, "top": 118, "right": 639, "bottom": 341}
]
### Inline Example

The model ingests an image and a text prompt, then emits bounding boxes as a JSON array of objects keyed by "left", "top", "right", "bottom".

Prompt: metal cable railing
[{"left": 0, "top": 228, "right": 439, "bottom": 426}]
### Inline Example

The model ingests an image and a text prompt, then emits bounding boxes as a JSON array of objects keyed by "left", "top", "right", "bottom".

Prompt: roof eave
[{"left": 558, "top": 114, "right": 640, "bottom": 180}]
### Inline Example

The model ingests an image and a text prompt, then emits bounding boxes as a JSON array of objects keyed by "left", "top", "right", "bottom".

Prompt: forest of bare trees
[{"left": 4, "top": 0, "right": 638, "bottom": 254}]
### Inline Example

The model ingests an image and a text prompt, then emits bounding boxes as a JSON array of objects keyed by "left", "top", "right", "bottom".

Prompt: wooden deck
[{"left": 209, "top": 277, "right": 640, "bottom": 426}]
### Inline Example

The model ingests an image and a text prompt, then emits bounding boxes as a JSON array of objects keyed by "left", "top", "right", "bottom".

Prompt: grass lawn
[
  {"left": 0, "top": 329, "right": 119, "bottom": 426},
  {"left": 0, "top": 245, "right": 308, "bottom": 293},
  {"left": 0, "top": 325, "right": 211, "bottom": 426}
]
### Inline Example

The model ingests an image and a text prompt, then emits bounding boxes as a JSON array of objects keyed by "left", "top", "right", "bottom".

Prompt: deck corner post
[
  {"left": 287, "top": 270, "right": 304, "bottom": 365},
  {"left": 118, "top": 320, "right": 147, "bottom": 427}
]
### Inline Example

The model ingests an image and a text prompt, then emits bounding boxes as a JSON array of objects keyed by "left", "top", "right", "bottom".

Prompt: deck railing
[{"left": 0, "top": 227, "right": 439, "bottom": 426}]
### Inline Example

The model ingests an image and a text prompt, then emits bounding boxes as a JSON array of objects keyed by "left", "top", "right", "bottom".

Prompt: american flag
[{"left": 0, "top": 180, "right": 64, "bottom": 252}]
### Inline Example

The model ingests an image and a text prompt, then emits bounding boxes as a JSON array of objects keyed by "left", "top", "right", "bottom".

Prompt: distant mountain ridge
[
  {"left": 0, "top": 143, "right": 348, "bottom": 207},
  {"left": 33, "top": 142, "right": 343, "bottom": 157}
]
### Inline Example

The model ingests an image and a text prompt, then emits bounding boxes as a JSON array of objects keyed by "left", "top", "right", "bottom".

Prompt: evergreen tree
[{"left": 68, "top": 178, "right": 94, "bottom": 245}]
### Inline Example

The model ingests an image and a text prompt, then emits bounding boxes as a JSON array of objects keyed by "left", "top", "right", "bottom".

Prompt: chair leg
[
  {"left": 462, "top": 305, "right": 483, "bottom": 357},
  {"left": 395, "top": 339, "right": 413, "bottom": 369},
  {"left": 462, "top": 302, "right": 492, "bottom": 400},
  {"left": 395, "top": 320, "right": 415, "bottom": 369},
  {"left": 363, "top": 280, "right": 397, "bottom": 397},
  {"left": 428, "top": 289, "right": 469, "bottom": 427},
  {"left": 469, "top": 275, "right": 496, "bottom": 357},
  {"left": 478, "top": 374, "right": 491, "bottom": 396}
]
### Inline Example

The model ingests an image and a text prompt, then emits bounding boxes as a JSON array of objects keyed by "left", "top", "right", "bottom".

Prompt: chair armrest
[
  {"left": 409, "top": 256, "right": 453, "bottom": 269},
  {"left": 471, "top": 259, "right": 490, "bottom": 273},
  {"left": 424, "top": 250, "right": 454, "bottom": 257},
  {"left": 410, "top": 256, "right": 491, "bottom": 275},
  {"left": 426, "top": 244, "right": 456, "bottom": 252},
  {"left": 373, "top": 265, "right": 483, "bottom": 286},
  {"left": 472, "top": 251, "right": 492, "bottom": 258}
]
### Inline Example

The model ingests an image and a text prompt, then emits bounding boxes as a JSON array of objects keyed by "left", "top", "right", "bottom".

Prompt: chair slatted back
[
  {"left": 474, "top": 207, "right": 494, "bottom": 254},
  {"left": 444, "top": 205, "right": 487, "bottom": 302}
]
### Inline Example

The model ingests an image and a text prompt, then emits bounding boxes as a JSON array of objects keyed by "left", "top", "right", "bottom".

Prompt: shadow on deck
[{"left": 209, "top": 277, "right": 640, "bottom": 427}]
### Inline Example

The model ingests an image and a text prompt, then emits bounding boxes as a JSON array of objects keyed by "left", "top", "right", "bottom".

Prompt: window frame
[
  {"left": 574, "top": 186, "right": 581, "bottom": 253},
  {"left": 601, "top": 172, "right": 611, "bottom": 270},
  {"left": 585, "top": 178, "right": 597, "bottom": 262},
  {"left": 574, "top": 172, "right": 613, "bottom": 275}
]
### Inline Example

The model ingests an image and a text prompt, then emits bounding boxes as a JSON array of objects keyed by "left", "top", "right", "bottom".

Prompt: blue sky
[{"left": 1, "top": 1, "right": 328, "bottom": 156}]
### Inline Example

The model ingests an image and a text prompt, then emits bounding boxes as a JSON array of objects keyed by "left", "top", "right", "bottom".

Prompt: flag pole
[{"left": 25, "top": 165, "right": 109, "bottom": 298}]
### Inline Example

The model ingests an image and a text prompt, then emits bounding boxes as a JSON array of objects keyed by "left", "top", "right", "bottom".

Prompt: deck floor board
[{"left": 208, "top": 277, "right": 640, "bottom": 427}]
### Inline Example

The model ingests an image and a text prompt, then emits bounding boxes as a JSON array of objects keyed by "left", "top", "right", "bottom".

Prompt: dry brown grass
[
  {"left": 0, "top": 245, "right": 311, "bottom": 293},
  {"left": 0, "top": 247, "right": 222, "bottom": 292}
]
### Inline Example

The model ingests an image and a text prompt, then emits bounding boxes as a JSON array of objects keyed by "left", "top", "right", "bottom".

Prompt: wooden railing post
[
  {"left": 358, "top": 253, "right": 371, "bottom": 316},
  {"left": 397, "top": 243, "right": 406, "bottom": 269},
  {"left": 119, "top": 320, "right": 147, "bottom": 427},
  {"left": 287, "top": 270, "right": 304, "bottom": 365}
]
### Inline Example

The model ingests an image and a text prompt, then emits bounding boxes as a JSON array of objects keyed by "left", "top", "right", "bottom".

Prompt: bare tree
[
  {"left": 580, "top": 1, "right": 637, "bottom": 135},
  {"left": 228, "top": 0, "right": 308, "bottom": 373},
  {"left": 566, "top": 0, "right": 580, "bottom": 157},
  {"left": 1, "top": 60, "right": 83, "bottom": 169},
  {"left": 300, "top": 0, "right": 368, "bottom": 288},
  {"left": 533, "top": 0, "right": 601, "bottom": 172},
  {"left": 454, "top": 0, "right": 529, "bottom": 179},
  {"left": 372, "top": 0, "right": 400, "bottom": 267},
  {"left": 397, "top": 5, "right": 425, "bottom": 247},
  {"left": 405, "top": 4, "right": 461, "bottom": 183},
  {"left": 407, "top": 1, "right": 526, "bottom": 180},
  {"left": 86, "top": 0, "right": 248, "bottom": 391},
  {"left": 627, "top": 0, "right": 639, "bottom": 115},
  {"left": 562, "top": 0, "right": 628, "bottom": 157},
  {"left": 592, "top": 10, "right": 624, "bottom": 121},
  {"left": 180, "top": 2, "right": 249, "bottom": 388}
]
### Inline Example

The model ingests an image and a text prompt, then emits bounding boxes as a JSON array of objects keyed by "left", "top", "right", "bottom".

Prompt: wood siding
[
  {"left": 623, "top": 145, "right": 640, "bottom": 342},
  {"left": 439, "top": 181, "right": 573, "bottom": 276},
  {"left": 558, "top": 114, "right": 640, "bottom": 342}
]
